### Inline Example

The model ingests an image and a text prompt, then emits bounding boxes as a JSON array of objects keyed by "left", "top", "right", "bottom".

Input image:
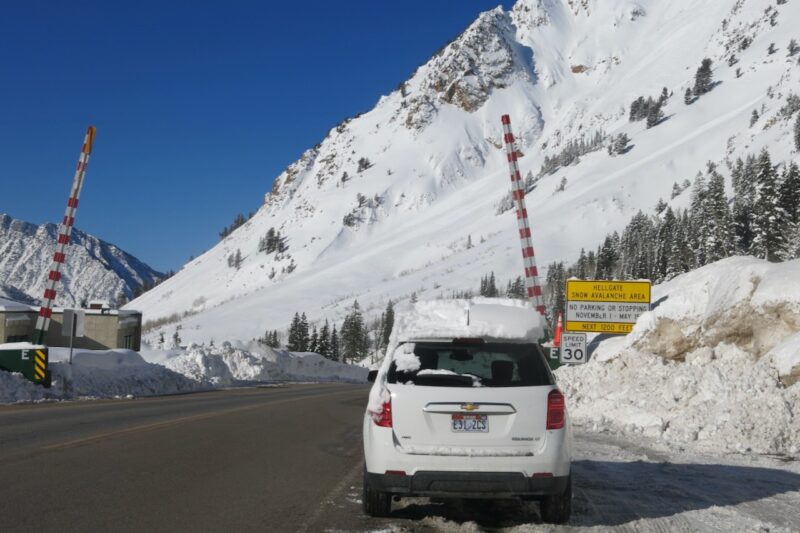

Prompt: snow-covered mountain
[
  {"left": 0, "top": 213, "right": 163, "bottom": 307},
  {"left": 131, "top": 0, "right": 800, "bottom": 344}
]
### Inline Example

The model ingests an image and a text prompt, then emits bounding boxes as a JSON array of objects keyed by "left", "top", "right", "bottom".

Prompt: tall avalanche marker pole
[
  {"left": 501, "top": 114, "right": 546, "bottom": 316},
  {"left": 34, "top": 126, "right": 96, "bottom": 345}
]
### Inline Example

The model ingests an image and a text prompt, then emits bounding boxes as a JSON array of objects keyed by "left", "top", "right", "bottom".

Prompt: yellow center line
[{"left": 42, "top": 389, "right": 362, "bottom": 452}]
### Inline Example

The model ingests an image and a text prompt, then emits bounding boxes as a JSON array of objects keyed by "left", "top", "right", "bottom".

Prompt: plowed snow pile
[
  {"left": 158, "top": 342, "right": 367, "bottom": 386},
  {"left": 0, "top": 344, "right": 366, "bottom": 404},
  {"left": 557, "top": 257, "right": 800, "bottom": 455}
]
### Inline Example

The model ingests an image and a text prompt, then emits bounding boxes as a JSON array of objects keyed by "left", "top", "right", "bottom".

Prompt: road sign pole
[
  {"left": 501, "top": 114, "right": 545, "bottom": 316},
  {"left": 34, "top": 126, "right": 96, "bottom": 345},
  {"left": 69, "top": 318, "right": 76, "bottom": 366}
]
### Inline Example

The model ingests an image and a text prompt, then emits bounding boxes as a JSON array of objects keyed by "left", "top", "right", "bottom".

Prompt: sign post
[
  {"left": 62, "top": 309, "right": 85, "bottom": 365},
  {"left": 565, "top": 280, "right": 651, "bottom": 335}
]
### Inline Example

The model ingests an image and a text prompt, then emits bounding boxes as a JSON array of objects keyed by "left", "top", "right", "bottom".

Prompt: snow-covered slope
[
  {"left": 0, "top": 213, "right": 162, "bottom": 307},
  {"left": 131, "top": 0, "right": 800, "bottom": 343}
]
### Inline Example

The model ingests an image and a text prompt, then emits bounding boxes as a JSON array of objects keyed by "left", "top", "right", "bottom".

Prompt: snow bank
[
  {"left": 154, "top": 343, "right": 367, "bottom": 386},
  {"left": 557, "top": 257, "right": 800, "bottom": 455},
  {"left": 0, "top": 344, "right": 366, "bottom": 404},
  {"left": 0, "top": 342, "right": 45, "bottom": 350},
  {"left": 629, "top": 257, "right": 800, "bottom": 366},
  {"left": 0, "top": 347, "right": 202, "bottom": 404},
  {"left": 392, "top": 298, "right": 544, "bottom": 342},
  {"left": 766, "top": 333, "right": 800, "bottom": 387}
]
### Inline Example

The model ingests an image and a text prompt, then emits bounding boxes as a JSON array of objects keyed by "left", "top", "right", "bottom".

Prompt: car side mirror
[{"left": 367, "top": 370, "right": 378, "bottom": 383}]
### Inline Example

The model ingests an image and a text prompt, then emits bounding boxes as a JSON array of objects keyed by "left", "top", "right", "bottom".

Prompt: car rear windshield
[{"left": 387, "top": 342, "right": 554, "bottom": 387}]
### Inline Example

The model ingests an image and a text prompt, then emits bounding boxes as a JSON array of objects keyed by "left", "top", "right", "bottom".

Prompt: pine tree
[
  {"left": 655, "top": 207, "right": 678, "bottom": 281},
  {"left": 466, "top": 235, "right": 473, "bottom": 249},
  {"left": 750, "top": 109, "right": 760, "bottom": 127},
  {"left": 668, "top": 210, "right": 693, "bottom": 278},
  {"left": 646, "top": 101, "right": 664, "bottom": 128},
  {"left": 330, "top": 325, "right": 340, "bottom": 362},
  {"left": 544, "top": 262, "right": 566, "bottom": 324},
  {"left": 684, "top": 88, "right": 693, "bottom": 105},
  {"left": 750, "top": 149, "right": 790, "bottom": 261},
  {"left": 704, "top": 168, "right": 734, "bottom": 262},
  {"left": 381, "top": 301, "right": 394, "bottom": 353},
  {"left": 340, "top": 301, "right": 367, "bottom": 363},
  {"left": 287, "top": 312, "right": 301, "bottom": 351},
  {"left": 595, "top": 233, "right": 620, "bottom": 279},
  {"left": 688, "top": 173, "right": 708, "bottom": 266},
  {"left": 234, "top": 249, "right": 243, "bottom": 270},
  {"left": 487, "top": 272, "right": 498, "bottom": 297},
  {"left": 733, "top": 156, "right": 757, "bottom": 254},
  {"left": 795, "top": 114, "right": 800, "bottom": 151},
  {"left": 172, "top": 329, "right": 181, "bottom": 349},
  {"left": 318, "top": 320, "right": 331, "bottom": 358},
  {"left": 410, "top": 292, "right": 418, "bottom": 304},
  {"left": 779, "top": 162, "right": 800, "bottom": 226},
  {"left": 613, "top": 133, "right": 630, "bottom": 155},
  {"left": 309, "top": 325, "right": 319, "bottom": 353},
  {"left": 693, "top": 58, "right": 714, "bottom": 96},
  {"left": 299, "top": 313, "right": 310, "bottom": 352},
  {"left": 159, "top": 332, "right": 165, "bottom": 346}
]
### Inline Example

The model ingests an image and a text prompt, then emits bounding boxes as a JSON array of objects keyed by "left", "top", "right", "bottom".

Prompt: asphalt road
[
  {"left": 0, "top": 384, "right": 371, "bottom": 533},
  {"left": 3, "top": 385, "right": 800, "bottom": 533}
]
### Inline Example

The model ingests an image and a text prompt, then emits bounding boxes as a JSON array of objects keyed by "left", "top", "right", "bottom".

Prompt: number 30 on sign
[{"left": 560, "top": 333, "right": 587, "bottom": 364}]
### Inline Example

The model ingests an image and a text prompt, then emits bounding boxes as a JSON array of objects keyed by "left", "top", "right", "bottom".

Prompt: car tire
[
  {"left": 540, "top": 475, "right": 571, "bottom": 524},
  {"left": 363, "top": 469, "right": 391, "bottom": 517}
]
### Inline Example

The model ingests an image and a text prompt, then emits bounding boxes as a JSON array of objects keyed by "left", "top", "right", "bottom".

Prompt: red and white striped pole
[
  {"left": 501, "top": 114, "right": 545, "bottom": 316},
  {"left": 34, "top": 126, "right": 96, "bottom": 345}
]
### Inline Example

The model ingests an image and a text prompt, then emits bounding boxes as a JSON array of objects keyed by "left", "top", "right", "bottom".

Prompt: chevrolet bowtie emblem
[{"left": 461, "top": 403, "right": 480, "bottom": 411}]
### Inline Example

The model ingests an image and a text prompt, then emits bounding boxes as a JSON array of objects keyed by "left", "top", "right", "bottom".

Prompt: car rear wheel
[
  {"left": 363, "top": 469, "right": 391, "bottom": 517},
  {"left": 540, "top": 475, "right": 571, "bottom": 524}
]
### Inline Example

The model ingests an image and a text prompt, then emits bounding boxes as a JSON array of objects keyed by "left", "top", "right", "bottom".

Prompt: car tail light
[
  {"left": 532, "top": 472, "right": 553, "bottom": 478},
  {"left": 546, "top": 389, "right": 565, "bottom": 430},
  {"left": 385, "top": 470, "right": 406, "bottom": 476},
  {"left": 372, "top": 400, "right": 392, "bottom": 427}
]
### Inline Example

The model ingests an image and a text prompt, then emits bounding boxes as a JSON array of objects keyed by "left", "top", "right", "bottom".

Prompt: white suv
[{"left": 363, "top": 335, "right": 572, "bottom": 523}]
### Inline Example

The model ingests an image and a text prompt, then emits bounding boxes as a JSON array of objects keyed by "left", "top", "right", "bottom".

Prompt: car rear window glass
[{"left": 387, "top": 342, "right": 554, "bottom": 387}]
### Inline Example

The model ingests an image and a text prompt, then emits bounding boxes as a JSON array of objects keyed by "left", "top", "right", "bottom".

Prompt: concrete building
[{"left": 0, "top": 297, "right": 142, "bottom": 351}]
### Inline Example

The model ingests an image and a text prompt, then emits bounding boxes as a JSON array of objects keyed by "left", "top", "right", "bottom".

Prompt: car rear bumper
[{"left": 367, "top": 471, "right": 569, "bottom": 498}]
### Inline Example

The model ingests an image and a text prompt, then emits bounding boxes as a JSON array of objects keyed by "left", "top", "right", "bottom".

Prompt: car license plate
[{"left": 451, "top": 414, "right": 488, "bottom": 432}]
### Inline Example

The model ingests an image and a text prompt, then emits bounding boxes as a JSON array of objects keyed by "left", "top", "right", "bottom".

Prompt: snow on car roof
[{"left": 394, "top": 298, "right": 544, "bottom": 343}]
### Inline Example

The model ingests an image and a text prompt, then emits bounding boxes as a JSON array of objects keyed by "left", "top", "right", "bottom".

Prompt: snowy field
[{"left": 0, "top": 343, "right": 367, "bottom": 404}]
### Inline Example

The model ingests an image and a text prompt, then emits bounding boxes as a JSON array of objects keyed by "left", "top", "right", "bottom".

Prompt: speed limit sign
[{"left": 559, "top": 333, "right": 587, "bottom": 364}]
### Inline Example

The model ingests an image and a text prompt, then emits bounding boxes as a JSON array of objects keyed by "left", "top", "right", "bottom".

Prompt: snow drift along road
[
  {"left": 557, "top": 257, "right": 800, "bottom": 456},
  {"left": 0, "top": 344, "right": 367, "bottom": 404}
]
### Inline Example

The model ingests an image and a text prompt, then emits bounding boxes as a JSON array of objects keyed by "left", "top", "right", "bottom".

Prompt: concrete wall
[{"left": 0, "top": 309, "right": 142, "bottom": 351}]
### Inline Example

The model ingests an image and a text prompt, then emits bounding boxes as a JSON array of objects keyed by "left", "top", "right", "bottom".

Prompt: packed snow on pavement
[
  {"left": 0, "top": 342, "right": 367, "bottom": 404},
  {"left": 341, "top": 429, "right": 800, "bottom": 532}
]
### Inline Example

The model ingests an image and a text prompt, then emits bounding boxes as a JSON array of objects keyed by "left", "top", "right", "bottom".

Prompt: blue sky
[{"left": 0, "top": 1, "right": 514, "bottom": 272}]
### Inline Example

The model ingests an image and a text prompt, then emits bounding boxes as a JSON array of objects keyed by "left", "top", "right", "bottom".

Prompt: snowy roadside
[
  {"left": 0, "top": 342, "right": 367, "bottom": 404},
  {"left": 356, "top": 428, "right": 800, "bottom": 532},
  {"left": 556, "top": 257, "right": 800, "bottom": 457}
]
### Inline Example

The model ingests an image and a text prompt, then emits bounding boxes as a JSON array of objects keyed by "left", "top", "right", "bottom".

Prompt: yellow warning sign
[
  {"left": 565, "top": 280, "right": 652, "bottom": 335},
  {"left": 565, "top": 322, "right": 635, "bottom": 334},
  {"left": 566, "top": 280, "right": 651, "bottom": 303},
  {"left": 34, "top": 350, "right": 46, "bottom": 380}
]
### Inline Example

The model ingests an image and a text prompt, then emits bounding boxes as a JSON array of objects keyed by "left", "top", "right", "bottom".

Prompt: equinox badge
[{"left": 461, "top": 403, "right": 480, "bottom": 411}]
